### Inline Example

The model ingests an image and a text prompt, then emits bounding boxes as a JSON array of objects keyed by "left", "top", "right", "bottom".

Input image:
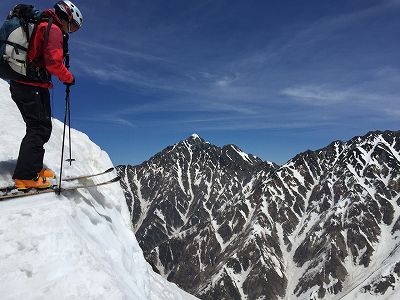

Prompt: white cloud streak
[
  {"left": 73, "top": 39, "right": 167, "bottom": 62},
  {"left": 281, "top": 84, "right": 400, "bottom": 121},
  {"left": 281, "top": 86, "right": 351, "bottom": 105}
]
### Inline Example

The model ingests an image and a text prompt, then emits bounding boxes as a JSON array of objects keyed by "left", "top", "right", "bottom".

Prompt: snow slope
[{"left": 0, "top": 80, "right": 197, "bottom": 300}]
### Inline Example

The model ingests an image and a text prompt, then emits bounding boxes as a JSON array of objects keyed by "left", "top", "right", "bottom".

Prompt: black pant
[{"left": 10, "top": 81, "right": 52, "bottom": 180}]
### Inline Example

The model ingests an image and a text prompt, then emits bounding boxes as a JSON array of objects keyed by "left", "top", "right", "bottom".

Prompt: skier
[{"left": 10, "top": 1, "right": 83, "bottom": 190}]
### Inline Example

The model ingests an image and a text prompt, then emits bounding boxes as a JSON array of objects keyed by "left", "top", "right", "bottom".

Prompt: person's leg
[{"left": 10, "top": 81, "right": 52, "bottom": 180}]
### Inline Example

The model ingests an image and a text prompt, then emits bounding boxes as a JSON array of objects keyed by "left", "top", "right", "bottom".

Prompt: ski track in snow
[{"left": 0, "top": 80, "right": 197, "bottom": 300}]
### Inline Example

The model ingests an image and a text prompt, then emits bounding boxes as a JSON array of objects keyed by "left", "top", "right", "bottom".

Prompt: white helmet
[{"left": 54, "top": 1, "right": 83, "bottom": 33}]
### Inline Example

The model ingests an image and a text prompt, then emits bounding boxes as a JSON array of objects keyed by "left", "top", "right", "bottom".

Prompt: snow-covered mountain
[
  {"left": 118, "top": 131, "right": 400, "bottom": 299},
  {"left": 0, "top": 79, "right": 197, "bottom": 300}
]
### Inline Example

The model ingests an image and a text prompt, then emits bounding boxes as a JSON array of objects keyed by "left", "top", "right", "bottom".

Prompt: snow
[
  {"left": 0, "top": 80, "right": 197, "bottom": 300},
  {"left": 175, "top": 160, "right": 187, "bottom": 195},
  {"left": 230, "top": 145, "right": 253, "bottom": 164}
]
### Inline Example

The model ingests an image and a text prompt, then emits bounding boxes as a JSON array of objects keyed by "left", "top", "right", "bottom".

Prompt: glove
[{"left": 64, "top": 77, "right": 75, "bottom": 86}]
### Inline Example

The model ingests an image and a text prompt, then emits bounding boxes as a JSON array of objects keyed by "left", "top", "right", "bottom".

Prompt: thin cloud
[
  {"left": 384, "top": 109, "right": 400, "bottom": 118},
  {"left": 232, "top": 1, "right": 400, "bottom": 71},
  {"left": 78, "top": 64, "right": 187, "bottom": 93},
  {"left": 73, "top": 39, "right": 167, "bottom": 62},
  {"left": 374, "top": 67, "right": 400, "bottom": 82},
  {"left": 77, "top": 115, "right": 136, "bottom": 128},
  {"left": 281, "top": 84, "right": 400, "bottom": 122},
  {"left": 188, "top": 119, "right": 337, "bottom": 132},
  {"left": 281, "top": 86, "right": 351, "bottom": 105},
  {"left": 75, "top": 61, "right": 270, "bottom": 116},
  {"left": 284, "top": 1, "right": 400, "bottom": 50}
]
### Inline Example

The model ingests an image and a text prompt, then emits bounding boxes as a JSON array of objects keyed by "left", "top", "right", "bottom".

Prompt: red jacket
[{"left": 18, "top": 9, "right": 74, "bottom": 88}]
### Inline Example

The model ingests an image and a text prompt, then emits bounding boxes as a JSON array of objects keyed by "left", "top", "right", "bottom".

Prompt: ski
[
  {"left": 0, "top": 176, "right": 121, "bottom": 201},
  {"left": 0, "top": 167, "right": 116, "bottom": 191},
  {"left": 62, "top": 167, "right": 115, "bottom": 181},
  {"left": 0, "top": 185, "right": 17, "bottom": 194}
]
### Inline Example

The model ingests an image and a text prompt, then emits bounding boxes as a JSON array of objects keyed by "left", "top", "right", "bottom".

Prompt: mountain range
[{"left": 117, "top": 131, "right": 400, "bottom": 300}]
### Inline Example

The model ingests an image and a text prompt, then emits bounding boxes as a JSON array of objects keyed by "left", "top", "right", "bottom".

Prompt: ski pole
[
  {"left": 58, "top": 84, "right": 69, "bottom": 194},
  {"left": 64, "top": 52, "right": 75, "bottom": 165},
  {"left": 58, "top": 51, "right": 75, "bottom": 194},
  {"left": 66, "top": 93, "right": 75, "bottom": 165}
]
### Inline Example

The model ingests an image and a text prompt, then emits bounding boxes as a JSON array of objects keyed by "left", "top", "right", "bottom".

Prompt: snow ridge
[{"left": 0, "top": 80, "right": 196, "bottom": 300}]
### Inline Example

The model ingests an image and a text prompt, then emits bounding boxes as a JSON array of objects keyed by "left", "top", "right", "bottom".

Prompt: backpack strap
[
  {"left": 23, "top": 22, "right": 30, "bottom": 43},
  {"left": 3, "top": 40, "right": 28, "bottom": 55},
  {"left": 44, "top": 17, "right": 53, "bottom": 44},
  {"left": 25, "top": 16, "right": 55, "bottom": 83},
  {"left": 27, "top": 16, "right": 53, "bottom": 54}
]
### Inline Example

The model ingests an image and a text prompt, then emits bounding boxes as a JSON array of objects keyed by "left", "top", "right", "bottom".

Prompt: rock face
[{"left": 117, "top": 131, "right": 400, "bottom": 299}]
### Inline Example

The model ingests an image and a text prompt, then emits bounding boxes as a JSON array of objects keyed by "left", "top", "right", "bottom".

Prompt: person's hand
[{"left": 64, "top": 77, "right": 75, "bottom": 86}]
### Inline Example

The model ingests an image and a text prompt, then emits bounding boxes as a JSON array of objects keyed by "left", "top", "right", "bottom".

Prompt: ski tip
[{"left": 0, "top": 186, "right": 17, "bottom": 193}]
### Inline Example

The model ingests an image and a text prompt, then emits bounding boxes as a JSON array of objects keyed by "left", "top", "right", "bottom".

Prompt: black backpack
[{"left": 0, "top": 4, "right": 51, "bottom": 82}]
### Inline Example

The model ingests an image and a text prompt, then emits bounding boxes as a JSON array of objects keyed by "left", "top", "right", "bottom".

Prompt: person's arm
[{"left": 43, "top": 24, "right": 74, "bottom": 84}]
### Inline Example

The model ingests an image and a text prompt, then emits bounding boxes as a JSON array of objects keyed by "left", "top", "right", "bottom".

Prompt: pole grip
[{"left": 65, "top": 53, "right": 70, "bottom": 70}]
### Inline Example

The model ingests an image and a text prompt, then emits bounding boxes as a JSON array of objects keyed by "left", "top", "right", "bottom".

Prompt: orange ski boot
[
  {"left": 15, "top": 176, "right": 52, "bottom": 190},
  {"left": 38, "top": 169, "right": 56, "bottom": 179}
]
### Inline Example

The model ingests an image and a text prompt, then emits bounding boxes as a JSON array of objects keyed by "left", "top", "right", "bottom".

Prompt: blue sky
[{"left": 1, "top": 0, "right": 400, "bottom": 165}]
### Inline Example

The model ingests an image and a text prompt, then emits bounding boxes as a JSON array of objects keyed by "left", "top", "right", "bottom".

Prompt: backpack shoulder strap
[
  {"left": 44, "top": 17, "right": 53, "bottom": 44},
  {"left": 28, "top": 16, "right": 53, "bottom": 50}
]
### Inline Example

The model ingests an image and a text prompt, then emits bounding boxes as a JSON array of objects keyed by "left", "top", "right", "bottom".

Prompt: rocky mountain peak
[
  {"left": 186, "top": 133, "right": 207, "bottom": 145},
  {"left": 117, "top": 130, "right": 400, "bottom": 300}
]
